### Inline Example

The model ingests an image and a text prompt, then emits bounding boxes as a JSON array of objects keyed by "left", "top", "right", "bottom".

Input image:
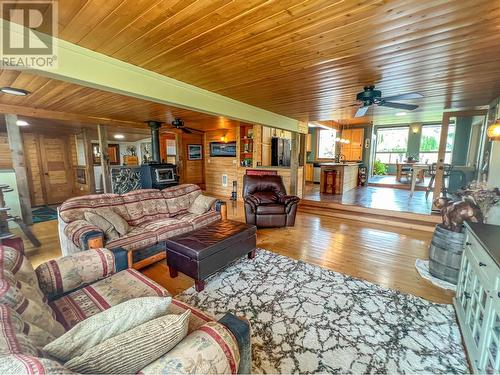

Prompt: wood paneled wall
[
  {"left": 180, "top": 133, "right": 205, "bottom": 188},
  {"left": 22, "top": 133, "right": 45, "bottom": 206},
  {"left": 0, "top": 132, "right": 78, "bottom": 206},
  {"left": 70, "top": 135, "right": 92, "bottom": 196},
  {"left": 0, "top": 134, "right": 12, "bottom": 168},
  {"left": 204, "top": 127, "right": 239, "bottom": 199}
]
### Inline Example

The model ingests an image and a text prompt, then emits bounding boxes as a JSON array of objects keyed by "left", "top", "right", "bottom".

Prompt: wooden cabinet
[
  {"left": 305, "top": 163, "right": 314, "bottom": 181},
  {"left": 454, "top": 224, "right": 500, "bottom": 374},
  {"left": 340, "top": 128, "right": 364, "bottom": 161}
]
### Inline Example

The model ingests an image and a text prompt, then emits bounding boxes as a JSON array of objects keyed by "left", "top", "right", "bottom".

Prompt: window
[
  {"left": 317, "top": 128, "right": 337, "bottom": 159},
  {"left": 419, "top": 124, "right": 455, "bottom": 164},
  {"left": 375, "top": 127, "right": 409, "bottom": 163}
]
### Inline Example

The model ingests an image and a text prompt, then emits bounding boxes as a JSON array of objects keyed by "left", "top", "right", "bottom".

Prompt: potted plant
[{"left": 373, "top": 160, "right": 387, "bottom": 175}]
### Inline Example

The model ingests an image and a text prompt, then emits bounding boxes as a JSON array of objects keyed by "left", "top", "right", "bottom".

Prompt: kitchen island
[{"left": 317, "top": 162, "right": 360, "bottom": 194}]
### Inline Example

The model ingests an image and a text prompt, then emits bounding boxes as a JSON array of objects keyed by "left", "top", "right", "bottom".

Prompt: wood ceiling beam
[
  {"left": 1, "top": 20, "right": 303, "bottom": 133},
  {"left": 0, "top": 104, "right": 146, "bottom": 129}
]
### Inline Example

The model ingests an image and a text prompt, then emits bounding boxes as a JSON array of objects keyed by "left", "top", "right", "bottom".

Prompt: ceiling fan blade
[
  {"left": 185, "top": 126, "right": 204, "bottom": 133},
  {"left": 355, "top": 106, "right": 369, "bottom": 117},
  {"left": 381, "top": 92, "right": 423, "bottom": 101},
  {"left": 379, "top": 102, "right": 418, "bottom": 110},
  {"left": 181, "top": 127, "right": 192, "bottom": 134}
]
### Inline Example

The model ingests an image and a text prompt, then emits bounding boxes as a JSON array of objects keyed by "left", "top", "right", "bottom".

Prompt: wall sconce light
[
  {"left": 220, "top": 134, "right": 228, "bottom": 143},
  {"left": 412, "top": 126, "right": 420, "bottom": 134},
  {"left": 487, "top": 120, "right": 500, "bottom": 140}
]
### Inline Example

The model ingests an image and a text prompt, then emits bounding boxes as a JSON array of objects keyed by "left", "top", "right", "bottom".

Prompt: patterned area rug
[
  {"left": 32, "top": 206, "right": 58, "bottom": 223},
  {"left": 176, "top": 249, "right": 468, "bottom": 374}
]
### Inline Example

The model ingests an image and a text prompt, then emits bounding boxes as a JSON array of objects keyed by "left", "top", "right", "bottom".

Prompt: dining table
[{"left": 396, "top": 163, "right": 428, "bottom": 197}]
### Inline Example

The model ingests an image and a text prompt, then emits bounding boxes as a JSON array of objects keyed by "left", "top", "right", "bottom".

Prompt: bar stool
[{"left": 323, "top": 170, "right": 337, "bottom": 194}]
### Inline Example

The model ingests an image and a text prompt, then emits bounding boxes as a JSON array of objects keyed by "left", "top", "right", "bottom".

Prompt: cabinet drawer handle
[
  {"left": 479, "top": 262, "right": 487, "bottom": 267},
  {"left": 465, "top": 242, "right": 472, "bottom": 246}
]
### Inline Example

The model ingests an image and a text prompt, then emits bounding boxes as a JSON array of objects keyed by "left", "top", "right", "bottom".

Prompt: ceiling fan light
[{"left": 1, "top": 87, "right": 30, "bottom": 96}]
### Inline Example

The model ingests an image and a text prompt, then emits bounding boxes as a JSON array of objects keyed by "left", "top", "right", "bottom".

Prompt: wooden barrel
[{"left": 428, "top": 224, "right": 465, "bottom": 284}]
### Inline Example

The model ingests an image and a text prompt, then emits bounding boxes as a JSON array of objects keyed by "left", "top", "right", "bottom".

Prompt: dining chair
[{"left": 426, "top": 163, "right": 453, "bottom": 199}]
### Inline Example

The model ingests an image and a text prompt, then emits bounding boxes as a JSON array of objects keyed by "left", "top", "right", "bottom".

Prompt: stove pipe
[{"left": 147, "top": 120, "right": 162, "bottom": 164}]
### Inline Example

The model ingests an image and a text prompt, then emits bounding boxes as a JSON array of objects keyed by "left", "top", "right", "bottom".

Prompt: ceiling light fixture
[
  {"left": 0, "top": 87, "right": 30, "bottom": 96},
  {"left": 396, "top": 112, "right": 407, "bottom": 116},
  {"left": 16, "top": 120, "right": 29, "bottom": 126},
  {"left": 114, "top": 134, "right": 125, "bottom": 139}
]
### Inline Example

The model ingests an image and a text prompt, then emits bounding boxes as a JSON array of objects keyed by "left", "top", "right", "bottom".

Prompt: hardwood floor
[
  {"left": 303, "top": 182, "right": 434, "bottom": 215},
  {"left": 18, "top": 202, "right": 452, "bottom": 304},
  {"left": 368, "top": 175, "right": 431, "bottom": 191}
]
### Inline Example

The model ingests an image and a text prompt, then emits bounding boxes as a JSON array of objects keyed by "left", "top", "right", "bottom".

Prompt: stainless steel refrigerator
[{"left": 271, "top": 137, "right": 291, "bottom": 167}]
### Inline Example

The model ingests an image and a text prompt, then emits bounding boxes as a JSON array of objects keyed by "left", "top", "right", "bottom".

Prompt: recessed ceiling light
[
  {"left": 114, "top": 134, "right": 125, "bottom": 139},
  {"left": 396, "top": 112, "right": 407, "bottom": 116},
  {"left": 16, "top": 120, "right": 29, "bottom": 126},
  {"left": 0, "top": 87, "right": 30, "bottom": 96}
]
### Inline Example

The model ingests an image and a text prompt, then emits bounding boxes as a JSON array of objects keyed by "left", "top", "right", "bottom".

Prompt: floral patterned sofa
[
  {"left": 58, "top": 184, "right": 223, "bottom": 269},
  {"left": 0, "top": 244, "right": 251, "bottom": 374}
]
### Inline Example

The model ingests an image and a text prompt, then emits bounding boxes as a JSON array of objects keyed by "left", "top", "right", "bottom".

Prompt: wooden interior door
[
  {"left": 433, "top": 110, "right": 487, "bottom": 208},
  {"left": 39, "top": 135, "right": 73, "bottom": 205}
]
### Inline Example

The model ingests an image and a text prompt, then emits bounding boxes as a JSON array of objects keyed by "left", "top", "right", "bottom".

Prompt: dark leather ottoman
[{"left": 166, "top": 220, "right": 257, "bottom": 292}]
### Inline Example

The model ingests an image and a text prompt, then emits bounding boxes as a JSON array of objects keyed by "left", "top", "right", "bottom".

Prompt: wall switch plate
[
  {"left": 222, "top": 174, "right": 228, "bottom": 187},
  {"left": 232, "top": 160, "right": 237, "bottom": 164}
]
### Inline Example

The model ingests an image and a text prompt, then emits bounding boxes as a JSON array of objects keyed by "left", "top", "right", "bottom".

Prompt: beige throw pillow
[
  {"left": 65, "top": 310, "right": 190, "bottom": 374},
  {"left": 84, "top": 211, "right": 119, "bottom": 241},
  {"left": 188, "top": 194, "right": 217, "bottom": 215},
  {"left": 95, "top": 208, "right": 129, "bottom": 236},
  {"left": 44, "top": 296, "right": 172, "bottom": 362}
]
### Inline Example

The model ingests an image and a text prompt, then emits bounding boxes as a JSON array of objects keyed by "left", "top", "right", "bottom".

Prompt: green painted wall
[
  {"left": 307, "top": 128, "right": 317, "bottom": 162},
  {"left": 452, "top": 117, "right": 473, "bottom": 166},
  {"left": 406, "top": 124, "right": 422, "bottom": 160}
]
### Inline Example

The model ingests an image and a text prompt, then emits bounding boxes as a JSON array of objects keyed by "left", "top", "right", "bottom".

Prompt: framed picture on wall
[
  {"left": 209, "top": 141, "right": 237, "bottom": 157},
  {"left": 187, "top": 144, "right": 203, "bottom": 160}
]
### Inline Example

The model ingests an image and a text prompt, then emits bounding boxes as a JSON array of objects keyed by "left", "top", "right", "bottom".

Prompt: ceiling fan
[
  {"left": 354, "top": 85, "right": 423, "bottom": 117},
  {"left": 168, "top": 118, "right": 203, "bottom": 134}
]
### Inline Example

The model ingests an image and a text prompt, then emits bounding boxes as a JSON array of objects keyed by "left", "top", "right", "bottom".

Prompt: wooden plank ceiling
[
  {"left": 0, "top": 70, "right": 240, "bottom": 134},
  {"left": 2, "top": 0, "right": 500, "bottom": 125},
  {"left": 52, "top": 0, "right": 500, "bottom": 123}
]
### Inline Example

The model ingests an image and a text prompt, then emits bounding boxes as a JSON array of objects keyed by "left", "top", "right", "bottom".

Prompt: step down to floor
[{"left": 299, "top": 200, "right": 440, "bottom": 232}]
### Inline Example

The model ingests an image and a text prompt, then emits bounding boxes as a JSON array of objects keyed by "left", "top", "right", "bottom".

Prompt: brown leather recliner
[{"left": 243, "top": 174, "right": 300, "bottom": 228}]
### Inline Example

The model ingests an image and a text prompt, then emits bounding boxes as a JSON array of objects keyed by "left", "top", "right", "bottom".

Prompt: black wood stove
[{"left": 140, "top": 121, "right": 179, "bottom": 189}]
